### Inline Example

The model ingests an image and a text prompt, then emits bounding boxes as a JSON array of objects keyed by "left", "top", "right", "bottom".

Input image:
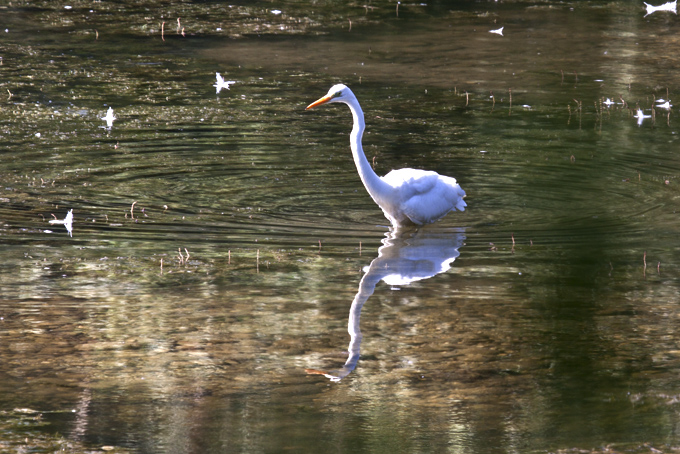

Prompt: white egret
[{"left": 306, "top": 84, "right": 466, "bottom": 228}]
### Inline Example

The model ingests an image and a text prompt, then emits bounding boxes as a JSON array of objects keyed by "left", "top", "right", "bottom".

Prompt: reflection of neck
[
  {"left": 326, "top": 263, "right": 382, "bottom": 382},
  {"left": 324, "top": 227, "right": 465, "bottom": 382},
  {"left": 326, "top": 233, "right": 399, "bottom": 381}
]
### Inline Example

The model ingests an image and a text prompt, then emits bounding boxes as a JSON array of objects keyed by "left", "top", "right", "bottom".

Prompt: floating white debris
[
  {"left": 101, "top": 106, "right": 116, "bottom": 128},
  {"left": 213, "top": 72, "right": 236, "bottom": 94},
  {"left": 655, "top": 98, "right": 672, "bottom": 109},
  {"left": 48, "top": 209, "right": 73, "bottom": 237},
  {"left": 522, "top": 104, "right": 531, "bottom": 109},
  {"left": 64, "top": 5, "right": 72, "bottom": 9},
  {"left": 634, "top": 108, "right": 652, "bottom": 126},
  {"left": 271, "top": 9, "right": 282, "bottom": 15},
  {"left": 489, "top": 26, "right": 504, "bottom": 36},
  {"left": 603, "top": 98, "right": 615, "bottom": 107},
  {"left": 644, "top": 0, "right": 677, "bottom": 16}
]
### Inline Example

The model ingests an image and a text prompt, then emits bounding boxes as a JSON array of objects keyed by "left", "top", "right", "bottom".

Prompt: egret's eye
[{"left": 332, "top": 91, "right": 343, "bottom": 98}]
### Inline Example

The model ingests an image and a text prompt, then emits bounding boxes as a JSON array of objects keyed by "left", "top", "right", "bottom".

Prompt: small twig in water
[
  {"left": 573, "top": 99, "right": 582, "bottom": 129},
  {"left": 161, "top": 21, "right": 165, "bottom": 41},
  {"left": 567, "top": 104, "right": 571, "bottom": 125},
  {"left": 131, "top": 201, "right": 137, "bottom": 219}
]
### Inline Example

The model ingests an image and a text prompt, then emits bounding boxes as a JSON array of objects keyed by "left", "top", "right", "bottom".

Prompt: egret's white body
[{"left": 306, "top": 84, "right": 466, "bottom": 228}]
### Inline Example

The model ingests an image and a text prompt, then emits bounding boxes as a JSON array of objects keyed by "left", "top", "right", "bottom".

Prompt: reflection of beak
[
  {"left": 306, "top": 95, "right": 332, "bottom": 110},
  {"left": 305, "top": 368, "right": 330, "bottom": 376}
]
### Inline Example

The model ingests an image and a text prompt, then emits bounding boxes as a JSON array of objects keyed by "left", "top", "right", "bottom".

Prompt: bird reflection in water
[{"left": 306, "top": 226, "right": 466, "bottom": 381}]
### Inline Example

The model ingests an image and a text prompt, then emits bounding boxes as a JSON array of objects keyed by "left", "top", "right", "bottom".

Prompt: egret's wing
[
  {"left": 382, "top": 168, "right": 438, "bottom": 193},
  {"left": 384, "top": 169, "right": 465, "bottom": 225}
]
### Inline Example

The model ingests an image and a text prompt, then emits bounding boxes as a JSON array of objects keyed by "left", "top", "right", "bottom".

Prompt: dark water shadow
[{"left": 307, "top": 224, "right": 466, "bottom": 381}]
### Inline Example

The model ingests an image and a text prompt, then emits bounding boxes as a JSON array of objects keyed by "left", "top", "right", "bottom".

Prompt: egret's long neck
[{"left": 346, "top": 98, "right": 392, "bottom": 204}]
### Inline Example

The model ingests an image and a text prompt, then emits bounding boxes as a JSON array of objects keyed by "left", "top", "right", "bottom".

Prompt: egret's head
[{"left": 306, "top": 84, "right": 353, "bottom": 110}]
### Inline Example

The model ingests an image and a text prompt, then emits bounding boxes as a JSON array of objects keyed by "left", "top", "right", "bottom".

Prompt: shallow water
[{"left": 3, "top": 1, "right": 680, "bottom": 453}]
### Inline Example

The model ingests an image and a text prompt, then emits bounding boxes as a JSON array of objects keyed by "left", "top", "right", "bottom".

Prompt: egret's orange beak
[{"left": 306, "top": 95, "right": 332, "bottom": 110}]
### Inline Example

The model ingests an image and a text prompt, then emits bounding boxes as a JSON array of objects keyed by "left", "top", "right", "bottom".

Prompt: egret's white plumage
[{"left": 306, "top": 84, "right": 466, "bottom": 228}]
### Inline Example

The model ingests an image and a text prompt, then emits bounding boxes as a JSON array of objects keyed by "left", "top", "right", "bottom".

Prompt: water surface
[{"left": 2, "top": 1, "right": 680, "bottom": 453}]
